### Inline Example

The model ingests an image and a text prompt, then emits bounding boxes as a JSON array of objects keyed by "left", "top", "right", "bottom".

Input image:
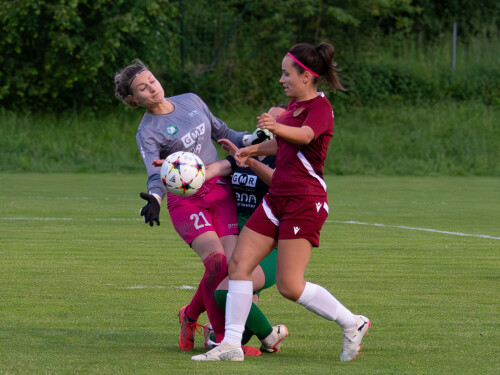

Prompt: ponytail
[{"left": 288, "top": 43, "right": 345, "bottom": 92}]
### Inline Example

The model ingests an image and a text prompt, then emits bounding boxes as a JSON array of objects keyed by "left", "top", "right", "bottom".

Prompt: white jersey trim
[{"left": 297, "top": 151, "right": 327, "bottom": 192}]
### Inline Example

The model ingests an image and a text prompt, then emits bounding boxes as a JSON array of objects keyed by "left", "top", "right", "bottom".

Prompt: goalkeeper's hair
[{"left": 114, "top": 59, "right": 149, "bottom": 107}]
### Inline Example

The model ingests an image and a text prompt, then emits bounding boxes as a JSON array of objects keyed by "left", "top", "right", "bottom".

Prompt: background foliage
[
  {"left": 1, "top": 0, "right": 499, "bottom": 176},
  {"left": 1, "top": 0, "right": 498, "bottom": 111},
  {"left": 0, "top": 0, "right": 179, "bottom": 110}
]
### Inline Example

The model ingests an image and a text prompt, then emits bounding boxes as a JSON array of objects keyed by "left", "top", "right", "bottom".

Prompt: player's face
[
  {"left": 130, "top": 71, "right": 165, "bottom": 107},
  {"left": 279, "top": 55, "right": 305, "bottom": 99}
]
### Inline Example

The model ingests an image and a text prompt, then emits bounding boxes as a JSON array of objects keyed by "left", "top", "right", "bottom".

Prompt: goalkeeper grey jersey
[{"left": 136, "top": 93, "right": 248, "bottom": 200}]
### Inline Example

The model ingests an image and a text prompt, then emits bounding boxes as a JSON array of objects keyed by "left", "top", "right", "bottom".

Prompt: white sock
[
  {"left": 261, "top": 331, "right": 275, "bottom": 347},
  {"left": 296, "top": 281, "right": 356, "bottom": 330},
  {"left": 222, "top": 280, "right": 253, "bottom": 346}
]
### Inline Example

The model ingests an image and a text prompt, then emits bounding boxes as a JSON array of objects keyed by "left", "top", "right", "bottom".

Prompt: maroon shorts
[
  {"left": 245, "top": 193, "right": 329, "bottom": 247},
  {"left": 167, "top": 179, "right": 239, "bottom": 245}
]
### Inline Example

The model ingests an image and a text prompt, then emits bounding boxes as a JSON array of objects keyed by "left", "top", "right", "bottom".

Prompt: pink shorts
[
  {"left": 245, "top": 193, "right": 329, "bottom": 247},
  {"left": 167, "top": 178, "right": 239, "bottom": 245}
]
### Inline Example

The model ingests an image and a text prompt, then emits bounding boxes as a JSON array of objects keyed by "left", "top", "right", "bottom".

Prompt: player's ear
[
  {"left": 302, "top": 72, "right": 310, "bottom": 84},
  {"left": 125, "top": 95, "right": 138, "bottom": 107}
]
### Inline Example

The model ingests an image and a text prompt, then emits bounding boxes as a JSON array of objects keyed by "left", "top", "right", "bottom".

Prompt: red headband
[{"left": 287, "top": 53, "right": 319, "bottom": 77}]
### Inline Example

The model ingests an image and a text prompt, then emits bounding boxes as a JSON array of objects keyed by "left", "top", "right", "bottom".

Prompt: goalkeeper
[{"left": 115, "top": 61, "right": 259, "bottom": 351}]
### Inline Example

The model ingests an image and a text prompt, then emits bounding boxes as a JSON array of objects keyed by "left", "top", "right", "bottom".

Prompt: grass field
[
  {"left": 1, "top": 102, "right": 499, "bottom": 176},
  {"left": 1, "top": 173, "right": 499, "bottom": 374}
]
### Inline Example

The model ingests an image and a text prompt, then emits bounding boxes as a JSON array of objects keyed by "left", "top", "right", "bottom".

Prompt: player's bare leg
[{"left": 277, "top": 238, "right": 370, "bottom": 361}]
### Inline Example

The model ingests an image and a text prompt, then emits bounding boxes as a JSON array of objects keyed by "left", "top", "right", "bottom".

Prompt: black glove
[{"left": 139, "top": 192, "right": 160, "bottom": 226}]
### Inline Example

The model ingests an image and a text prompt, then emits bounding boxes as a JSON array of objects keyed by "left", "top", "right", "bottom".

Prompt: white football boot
[
  {"left": 191, "top": 342, "right": 244, "bottom": 361},
  {"left": 260, "top": 324, "right": 289, "bottom": 353},
  {"left": 340, "top": 315, "right": 371, "bottom": 361}
]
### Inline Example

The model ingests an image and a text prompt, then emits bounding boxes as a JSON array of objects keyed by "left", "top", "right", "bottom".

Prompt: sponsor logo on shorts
[
  {"left": 293, "top": 226, "right": 301, "bottom": 235},
  {"left": 228, "top": 223, "right": 238, "bottom": 229}
]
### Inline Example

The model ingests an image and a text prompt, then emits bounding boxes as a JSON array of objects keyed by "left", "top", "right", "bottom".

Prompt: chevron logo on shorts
[
  {"left": 293, "top": 226, "right": 300, "bottom": 234},
  {"left": 316, "top": 202, "right": 322, "bottom": 212}
]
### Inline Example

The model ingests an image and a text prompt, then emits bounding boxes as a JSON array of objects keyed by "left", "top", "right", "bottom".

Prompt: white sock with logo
[
  {"left": 296, "top": 281, "right": 356, "bottom": 330},
  {"left": 222, "top": 280, "right": 253, "bottom": 346}
]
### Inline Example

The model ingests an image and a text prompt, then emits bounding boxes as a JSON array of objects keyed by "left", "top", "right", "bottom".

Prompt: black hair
[{"left": 288, "top": 43, "right": 345, "bottom": 91}]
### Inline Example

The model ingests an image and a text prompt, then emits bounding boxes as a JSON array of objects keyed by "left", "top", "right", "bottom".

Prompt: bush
[
  {"left": 0, "top": 0, "right": 498, "bottom": 111},
  {"left": 0, "top": 0, "right": 179, "bottom": 112}
]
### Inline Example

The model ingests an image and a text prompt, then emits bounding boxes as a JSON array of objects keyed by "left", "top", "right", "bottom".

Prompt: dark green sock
[{"left": 214, "top": 289, "right": 273, "bottom": 342}]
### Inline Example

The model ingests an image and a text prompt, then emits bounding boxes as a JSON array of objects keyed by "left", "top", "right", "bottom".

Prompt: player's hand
[
  {"left": 139, "top": 192, "right": 160, "bottom": 226},
  {"left": 152, "top": 159, "right": 165, "bottom": 167},
  {"left": 257, "top": 113, "right": 280, "bottom": 134},
  {"left": 235, "top": 147, "right": 251, "bottom": 168},
  {"left": 218, "top": 139, "right": 239, "bottom": 157}
]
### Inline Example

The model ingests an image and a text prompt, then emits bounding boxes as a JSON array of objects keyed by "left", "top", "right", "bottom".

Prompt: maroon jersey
[{"left": 269, "top": 94, "right": 334, "bottom": 197}]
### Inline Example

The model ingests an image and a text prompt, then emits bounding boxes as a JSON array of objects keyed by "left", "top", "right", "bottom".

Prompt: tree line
[{"left": 1, "top": 0, "right": 498, "bottom": 112}]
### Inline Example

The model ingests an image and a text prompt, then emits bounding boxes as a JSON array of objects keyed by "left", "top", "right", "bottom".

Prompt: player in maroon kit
[{"left": 192, "top": 43, "right": 371, "bottom": 362}]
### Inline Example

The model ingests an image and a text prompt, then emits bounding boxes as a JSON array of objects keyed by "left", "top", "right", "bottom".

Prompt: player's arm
[
  {"left": 257, "top": 112, "right": 314, "bottom": 145},
  {"left": 235, "top": 138, "right": 277, "bottom": 166},
  {"left": 205, "top": 159, "right": 232, "bottom": 181},
  {"left": 216, "top": 139, "right": 273, "bottom": 184},
  {"left": 136, "top": 132, "right": 164, "bottom": 227},
  {"left": 246, "top": 158, "right": 274, "bottom": 186},
  {"left": 245, "top": 138, "right": 278, "bottom": 157},
  {"left": 193, "top": 93, "right": 250, "bottom": 147},
  {"left": 152, "top": 159, "right": 164, "bottom": 167}
]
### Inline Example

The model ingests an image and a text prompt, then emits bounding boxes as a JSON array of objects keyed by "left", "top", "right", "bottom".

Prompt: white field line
[
  {"left": 0, "top": 195, "right": 138, "bottom": 201},
  {"left": 2, "top": 216, "right": 498, "bottom": 240},
  {"left": 32, "top": 196, "right": 137, "bottom": 201},
  {"left": 0, "top": 217, "right": 141, "bottom": 222},
  {"left": 123, "top": 285, "right": 196, "bottom": 290},
  {"left": 327, "top": 220, "right": 500, "bottom": 240},
  {"left": 1, "top": 217, "right": 74, "bottom": 221},
  {"left": 106, "top": 285, "right": 196, "bottom": 290}
]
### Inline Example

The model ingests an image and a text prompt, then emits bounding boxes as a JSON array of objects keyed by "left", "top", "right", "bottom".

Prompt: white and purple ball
[{"left": 160, "top": 151, "right": 205, "bottom": 197}]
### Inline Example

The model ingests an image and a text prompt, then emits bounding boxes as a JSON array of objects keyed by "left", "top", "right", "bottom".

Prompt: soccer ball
[{"left": 160, "top": 151, "right": 205, "bottom": 197}]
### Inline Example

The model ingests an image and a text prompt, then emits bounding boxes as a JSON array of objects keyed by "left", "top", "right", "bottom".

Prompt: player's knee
[
  {"left": 276, "top": 280, "right": 302, "bottom": 301},
  {"left": 227, "top": 256, "right": 238, "bottom": 276},
  {"left": 228, "top": 254, "right": 252, "bottom": 280},
  {"left": 203, "top": 251, "right": 227, "bottom": 285}
]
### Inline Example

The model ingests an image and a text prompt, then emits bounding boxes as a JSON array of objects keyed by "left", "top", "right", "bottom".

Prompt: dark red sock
[
  {"left": 201, "top": 251, "right": 228, "bottom": 342},
  {"left": 185, "top": 280, "right": 206, "bottom": 322}
]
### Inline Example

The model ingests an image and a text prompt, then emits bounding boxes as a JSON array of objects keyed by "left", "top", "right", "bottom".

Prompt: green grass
[
  {"left": 1, "top": 102, "right": 499, "bottom": 175},
  {"left": 1, "top": 173, "right": 499, "bottom": 374},
  {"left": 328, "top": 102, "right": 499, "bottom": 176}
]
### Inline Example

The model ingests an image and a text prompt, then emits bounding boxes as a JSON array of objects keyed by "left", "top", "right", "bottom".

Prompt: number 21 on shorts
[{"left": 190, "top": 212, "right": 211, "bottom": 229}]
